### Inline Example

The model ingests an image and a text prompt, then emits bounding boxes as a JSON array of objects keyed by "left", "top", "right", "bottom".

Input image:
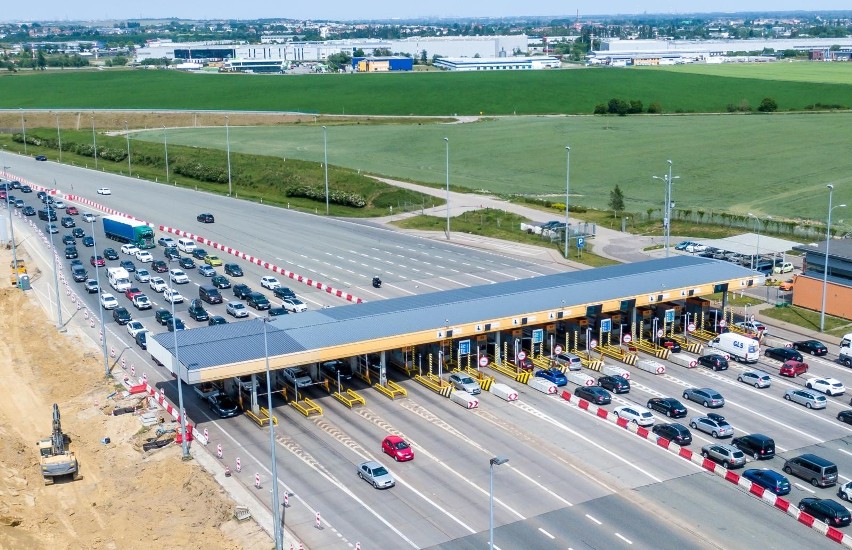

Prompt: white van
[
  {"left": 177, "top": 238, "right": 197, "bottom": 253},
  {"left": 106, "top": 267, "right": 131, "bottom": 291},
  {"left": 708, "top": 332, "right": 760, "bottom": 363}
]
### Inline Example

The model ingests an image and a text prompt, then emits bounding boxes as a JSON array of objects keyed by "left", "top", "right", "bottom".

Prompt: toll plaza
[{"left": 148, "top": 256, "right": 762, "bottom": 418}]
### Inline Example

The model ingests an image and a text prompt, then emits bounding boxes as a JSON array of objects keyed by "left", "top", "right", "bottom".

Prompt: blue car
[
  {"left": 535, "top": 367, "right": 567, "bottom": 386},
  {"left": 742, "top": 469, "right": 791, "bottom": 495}
]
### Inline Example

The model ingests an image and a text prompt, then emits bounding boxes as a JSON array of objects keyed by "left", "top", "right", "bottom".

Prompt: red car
[
  {"left": 66, "top": 206, "right": 79, "bottom": 215},
  {"left": 124, "top": 287, "right": 143, "bottom": 300},
  {"left": 90, "top": 255, "right": 105, "bottom": 267},
  {"left": 779, "top": 360, "right": 808, "bottom": 377},
  {"left": 381, "top": 435, "right": 414, "bottom": 462},
  {"left": 151, "top": 260, "right": 168, "bottom": 273}
]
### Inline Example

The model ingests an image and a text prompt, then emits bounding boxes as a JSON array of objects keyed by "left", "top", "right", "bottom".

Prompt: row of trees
[{"left": 594, "top": 98, "right": 663, "bottom": 116}]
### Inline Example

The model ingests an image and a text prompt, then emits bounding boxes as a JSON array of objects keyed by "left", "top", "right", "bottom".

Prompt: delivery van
[
  {"left": 708, "top": 332, "right": 760, "bottom": 363},
  {"left": 177, "top": 238, "right": 197, "bottom": 253}
]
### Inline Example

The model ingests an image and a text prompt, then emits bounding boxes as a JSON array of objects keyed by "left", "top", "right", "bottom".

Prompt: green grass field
[
  {"left": 131, "top": 113, "right": 852, "bottom": 225},
  {"left": 656, "top": 62, "right": 852, "bottom": 85},
  {"left": 1, "top": 65, "right": 852, "bottom": 114}
]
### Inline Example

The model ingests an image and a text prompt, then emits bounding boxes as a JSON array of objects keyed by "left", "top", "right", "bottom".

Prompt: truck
[
  {"left": 708, "top": 332, "right": 760, "bottom": 363},
  {"left": 38, "top": 404, "right": 79, "bottom": 485},
  {"left": 102, "top": 215, "right": 155, "bottom": 249},
  {"left": 840, "top": 333, "right": 852, "bottom": 368},
  {"left": 106, "top": 266, "right": 131, "bottom": 292}
]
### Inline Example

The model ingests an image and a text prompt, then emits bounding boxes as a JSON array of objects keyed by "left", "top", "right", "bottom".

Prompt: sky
[{"left": 3, "top": 2, "right": 850, "bottom": 23}]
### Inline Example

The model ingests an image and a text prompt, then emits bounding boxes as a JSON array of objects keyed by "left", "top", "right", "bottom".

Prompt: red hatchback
[
  {"left": 90, "top": 255, "right": 105, "bottom": 267},
  {"left": 382, "top": 435, "right": 414, "bottom": 462},
  {"left": 66, "top": 206, "right": 79, "bottom": 215},
  {"left": 124, "top": 287, "right": 143, "bottom": 300},
  {"left": 780, "top": 360, "right": 809, "bottom": 377}
]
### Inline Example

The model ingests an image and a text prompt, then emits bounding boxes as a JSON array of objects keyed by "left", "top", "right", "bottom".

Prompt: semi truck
[{"left": 102, "top": 215, "right": 155, "bottom": 249}]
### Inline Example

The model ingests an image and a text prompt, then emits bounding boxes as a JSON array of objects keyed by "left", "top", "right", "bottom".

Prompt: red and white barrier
[
  {"left": 255, "top": 473, "right": 261, "bottom": 489},
  {"left": 137, "top": 378, "right": 208, "bottom": 445},
  {"left": 236, "top": 457, "right": 242, "bottom": 472},
  {"left": 217, "top": 444, "right": 223, "bottom": 459}
]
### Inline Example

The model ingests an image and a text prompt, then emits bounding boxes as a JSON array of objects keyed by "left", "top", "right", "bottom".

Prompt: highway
[{"left": 3, "top": 151, "right": 852, "bottom": 549}]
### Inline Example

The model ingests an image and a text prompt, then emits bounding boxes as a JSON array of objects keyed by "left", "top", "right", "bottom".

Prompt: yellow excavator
[{"left": 37, "top": 404, "right": 79, "bottom": 485}]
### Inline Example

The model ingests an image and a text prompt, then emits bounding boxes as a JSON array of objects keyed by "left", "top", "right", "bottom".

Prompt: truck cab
[{"left": 840, "top": 334, "right": 852, "bottom": 368}]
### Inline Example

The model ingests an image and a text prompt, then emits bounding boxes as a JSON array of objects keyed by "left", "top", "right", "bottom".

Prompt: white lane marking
[
  {"left": 385, "top": 283, "right": 417, "bottom": 296},
  {"left": 794, "top": 483, "right": 816, "bottom": 494},
  {"left": 837, "top": 448, "right": 852, "bottom": 458},
  {"left": 586, "top": 514, "right": 602, "bottom": 525},
  {"left": 615, "top": 533, "right": 633, "bottom": 545},
  {"left": 439, "top": 276, "right": 469, "bottom": 288},
  {"left": 538, "top": 528, "right": 556, "bottom": 539},
  {"left": 463, "top": 272, "right": 497, "bottom": 284},
  {"left": 410, "top": 279, "right": 444, "bottom": 291}
]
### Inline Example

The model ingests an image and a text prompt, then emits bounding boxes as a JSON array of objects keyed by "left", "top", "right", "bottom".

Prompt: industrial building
[
  {"left": 352, "top": 56, "right": 413, "bottom": 72},
  {"left": 791, "top": 239, "right": 852, "bottom": 321},
  {"left": 433, "top": 56, "right": 561, "bottom": 71}
]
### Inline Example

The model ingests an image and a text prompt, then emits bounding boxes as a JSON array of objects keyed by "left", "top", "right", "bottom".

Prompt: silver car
[
  {"left": 448, "top": 373, "right": 481, "bottom": 394},
  {"left": 683, "top": 387, "right": 725, "bottom": 409},
  {"left": 281, "top": 367, "right": 312, "bottom": 388},
  {"left": 701, "top": 444, "right": 746, "bottom": 469},
  {"left": 690, "top": 414, "right": 734, "bottom": 438},
  {"left": 553, "top": 352, "right": 583, "bottom": 371},
  {"left": 784, "top": 388, "right": 827, "bottom": 410},
  {"left": 738, "top": 370, "right": 771, "bottom": 388},
  {"left": 357, "top": 460, "right": 395, "bottom": 489}
]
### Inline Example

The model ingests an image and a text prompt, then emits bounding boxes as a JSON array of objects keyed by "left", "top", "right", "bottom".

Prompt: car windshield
[
  {"left": 641, "top": 412, "right": 653, "bottom": 418},
  {"left": 732, "top": 451, "right": 744, "bottom": 458},
  {"left": 372, "top": 466, "right": 388, "bottom": 476},
  {"left": 748, "top": 344, "right": 758, "bottom": 353},
  {"left": 459, "top": 376, "right": 474, "bottom": 384},
  {"left": 815, "top": 395, "right": 827, "bottom": 401},
  {"left": 395, "top": 441, "right": 409, "bottom": 450}
]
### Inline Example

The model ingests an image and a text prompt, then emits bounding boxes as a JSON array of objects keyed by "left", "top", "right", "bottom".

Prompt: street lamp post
[
  {"left": 166, "top": 260, "right": 190, "bottom": 458},
  {"left": 652, "top": 161, "right": 679, "bottom": 257},
  {"left": 489, "top": 456, "right": 509, "bottom": 550},
  {"left": 225, "top": 116, "right": 232, "bottom": 196},
  {"left": 444, "top": 137, "right": 450, "bottom": 240},
  {"left": 125, "top": 120, "right": 132, "bottom": 176},
  {"left": 747, "top": 213, "right": 771, "bottom": 270},
  {"left": 48, "top": 184, "right": 63, "bottom": 330},
  {"left": 20, "top": 109, "right": 27, "bottom": 155},
  {"left": 90, "top": 228, "right": 109, "bottom": 376},
  {"left": 820, "top": 184, "right": 847, "bottom": 332},
  {"left": 3, "top": 165, "right": 19, "bottom": 289},
  {"left": 322, "top": 126, "right": 329, "bottom": 215},
  {"left": 262, "top": 318, "right": 283, "bottom": 550},
  {"left": 91, "top": 115, "right": 98, "bottom": 170},
  {"left": 163, "top": 126, "right": 169, "bottom": 184},
  {"left": 564, "top": 146, "right": 570, "bottom": 258},
  {"left": 56, "top": 114, "right": 62, "bottom": 163}
]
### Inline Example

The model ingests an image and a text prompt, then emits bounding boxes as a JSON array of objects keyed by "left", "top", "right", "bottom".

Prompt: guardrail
[
  {"left": 597, "top": 344, "right": 637, "bottom": 366},
  {"left": 413, "top": 374, "right": 451, "bottom": 397},
  {"left": 333, "top": 389, "right": 366, "bottom": 408},
  {"left": 633, "top": 341, "right": 670, "bottom": 360},
  {"left": 245, "top": 406, "right": 279, "bottom": 427},
  {"left": 374, "top": 380, "right": 408, "bottom": 399},
  {"left": 290, "top": 398, "right": 323, "bottom": 417}
]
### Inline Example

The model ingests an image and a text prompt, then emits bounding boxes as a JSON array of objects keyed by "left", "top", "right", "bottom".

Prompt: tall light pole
[
  {"left": 225, "top": 116, "right": 232, "bottom": 196},
  {"left": 263, "top": 318, "right": 282, "bottom": 550},
  {"left": 3, "top": 165, "right": 19, "bottom": 289},
  {"left": 747, "top": 213, "right": 771, "bottom": 270},
  {"left": 48, "top": 182, "right": 63, "bottom": 330},
  {"left": 56, "top": 114, "right": 62, "bottom": 164},
  {"left": 125, "top": 120, "right": 132, "bottom": 176},
  {"left": 652, "top": 160, "right": 679, "bottom": 257},
  {"left": 820, "top": 184, "right": 847, "bottom": 332},
  {"left": 90, "top": 226, "right": 109, "bottom": 376},
  {"left": 167, "top": 259, "right": 190, "bottom": 458},
  {"left": 20, "top": 109, "right": 27, "bottom": 155},
  {"left": 91, "top": 115, "right": 98, "bottom": 170},
  {"left": 444, "top": 137, "right": 450, "bottom": 240},
  {"left": 564, "top": 145, "right": 570, "bottom": 258},
  {"left": 163, "top": 126, "right": 169, "bottom": 184},
  {"left": 489, "top": 456, "right": 509, "bottom": 550},
  {"left": 322, "top": 126, "right": 329, "bottom": 215}
]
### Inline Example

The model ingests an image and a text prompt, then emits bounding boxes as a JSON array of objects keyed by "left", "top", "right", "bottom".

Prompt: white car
[
  {"left": 149, "top": 276, "right": 167, "bottom": 293},
  {"left": 261, "top": 276, "right": 281, "bottom": 290},
  {"left": 806, "top": 377, "right": 846, "bottom": 396},
  {"left": 53, "top": 200, "right": 66, "bottom": 209},
  {"left": 169, "top": 269, "right": 189, "bottom": 284},
  {"left": 126, "top": 321, "right": 147, "bottom": 337},
  {"left": 100, "top": 293, "right": 118, "bottom": 310},
  {"left": 132, "top": 294, "right": 152, "bottom": 310},
  {"left": 134, "top": 269, "right": 150, "bottom": 283},
  {"left": 135, "top": 250, "right": 153, "bottom": 263},
  {"left": 613, "top": 405, "right": 655, "bottom": 427},
  {"left": 164, "top": 289, "right": 184, "bottom": 304},
  {"left": 282, "top": 297, "right": 307, "bottom": 313},
  {"left": 734, "top": 321, "right": 768, "bottom": 335},
  {"left": 684, "top": 243, "right": 707, "bottom": 253},
  {"left": 97, "top": 187, "right": 111, "bottom": 195},
  {"left": 226, "top": 302, "right": 249, "bottom": 318},
  {"left": 120, "top": 244, "right": 140, "bottom": 255},
  {"left": 81, "top": 212, "right": 96, "bottom": 222}
]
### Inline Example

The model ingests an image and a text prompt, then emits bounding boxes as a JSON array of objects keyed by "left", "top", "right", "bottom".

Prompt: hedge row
[{"left": 285, "top": 185, "right": 367, "bottom": 208}]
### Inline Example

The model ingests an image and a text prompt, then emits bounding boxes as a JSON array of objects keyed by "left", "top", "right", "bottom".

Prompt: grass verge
[{"left": 760, "top": 305, "right": 852, "bottom": 338}]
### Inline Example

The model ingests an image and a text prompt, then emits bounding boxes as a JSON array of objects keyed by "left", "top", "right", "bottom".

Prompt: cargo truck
[
  {"left": 840, "top": 333, "right": 852, "bottom": 368},
  {"left": 102, "top": 215, "right": 155, "bottom": 249}
]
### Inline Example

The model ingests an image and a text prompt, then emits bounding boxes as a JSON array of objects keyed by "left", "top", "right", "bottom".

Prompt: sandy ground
[{"left": 0, "top": 244, "right": 271, "bottom": 549}]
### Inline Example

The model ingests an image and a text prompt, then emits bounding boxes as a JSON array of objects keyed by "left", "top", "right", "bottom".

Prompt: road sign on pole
[
  {"left": 623, "top": 334, "right": 632, "bottom": 344},
  {"left": 687, "top": 323, "right": 696, "bottom": 332},
  {"left": 577, "top": 236, "right": 585, "bottom": 249},
  {"left": 657, "top": 329, "right": 664, "bottom": 338},
  {"left": 665, "top": 309, "right": 675, "bottom": 323},
  {"left": 589, "top": 339, "right": 598, "bottom": 349},
  {"left": 458, "top": 339, "right": 471, "bottom": 356},
  {"left": 532, "top": 328, "right": 544, "bottom": 344},
  {"left": 517, "top": 351, "right": 527, "bottom": 361},
  {"left": 600, "top": 318, "right": 612, "bottom": 333},
  {"left": 554, "top": 344, "right": 563, "bottom": 355}
]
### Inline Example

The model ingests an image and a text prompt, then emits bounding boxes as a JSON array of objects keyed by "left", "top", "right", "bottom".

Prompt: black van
[
  {"left": 38, "top": 207, "right": 57, "bottom": 221},
  {"left": 199, "top": 284, "right": 223, "bottom": 304},
  {"left": 731, "top": 433, "right": 775, "bottom": 460}
]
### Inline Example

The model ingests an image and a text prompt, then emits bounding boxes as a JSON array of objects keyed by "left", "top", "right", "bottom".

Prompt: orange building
[{"left": 792, "top": 240, "right": 852, "bottom": 321}]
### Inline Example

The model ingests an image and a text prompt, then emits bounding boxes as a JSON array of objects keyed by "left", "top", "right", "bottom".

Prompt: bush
[
  {"left": 758, "top": 97, "right": 778, "bottom": 112},
  {"left": 285, "top": 185, "right": 366, "bottom": 208},
  {"left": 647, "top": 102, "right": 662, "bottom": 114},
  {"left": 593, "top": 103, "right": 607, "bottom": 114}
]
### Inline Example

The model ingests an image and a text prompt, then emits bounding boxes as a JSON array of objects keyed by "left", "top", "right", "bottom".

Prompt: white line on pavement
[
  {"left": 615, "top": 533, "right": 633, "bottom": 544},
  {"left": 538, "top": 528, "right": 556, "bottom": 539},
  {"left": 586, "top": 514, "right": 602, "bottom": 525}
]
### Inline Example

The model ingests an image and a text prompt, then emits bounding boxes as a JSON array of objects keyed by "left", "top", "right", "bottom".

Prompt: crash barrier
[
  {"left": 565, "top": 372, "right": 597, "bottom": 387},
  {"left": 245, "top": 407, "right": 278, "bottom": 427},
  {"left": 633, "top": 340, "right": 671, "bottom": 360},
  {"left": 602, "top": 364, "right": 630, "bottom": 380},
  {"left": 454, "top": 367, "right": 495, "bottom": 392},
  {"left": 333, "top": 389, "right": 366, "bottom": 408},
  {"left": 596, "top": 344, "right": 637, "bottom": 366},
  {"left": 490, "top": 383, "right": 519, "bottom": 402},
  {"left": 373, "top": 380, "right": 407, "bottom": 400},
  {"left": 559, "top": 389, "right": 852, "bottom": 548},
  {"left": 528, "top": 377, "right": 557, "bottom": 395},
  {"left": 636, "top": 359, "right": 667, "bottom": 375},
  {"left": 138, "top": 379, "right": 208, "bottom": 445},
  {"left": 290, "top": 398, "right": 323, "bottom": 418},
  {"left": 413, "top": 374, "right": 452, "bottom": 397},
  {"left": 449, "top": 390, "right": 479, "bottom": 409},
  {"left": 691, "top": 328, "right": 718, "bottom": 342},
  {"left": 669, "top": 353, "right": 698, "bottom": 369}
]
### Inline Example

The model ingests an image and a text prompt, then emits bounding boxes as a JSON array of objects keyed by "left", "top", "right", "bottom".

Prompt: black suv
[
  {"left": 731, "top": 433, "right": 775, "bottom": 460},
  {"left": 197, "top": 213, "right": 215, "bottom": 223},
  {"left": 652, "top": 423, "right": 692, "bottom": 446},
  {"left": 233, "top": 284, "right": 253, "bottom": 300},
  {"left": 697, "top": 354, "right": 728, "bottom": 371},
  {"left": 798, "top": 498, "right": 851, "bottom": 527},
  {"left": 247, "top": 292, "right": 271, "bottom": 310},
  {"left": 273, "top": 286, "right": 296, "bottom": 300},
  {"left": 598, "top": 375, "right": 630, "bottom": 393},
  {"left": 188, "top": 299, "right": 209, "bottom": 322},
  {"left": 764, "top": 347, "right": 803, "bottom": 362},
  {"left": 155, "top": 308, "right": 173, "bottom": 325},
  {"left": 321, "top": 360, "right": 352, "bottom": 382},
  {"left": 112, "top": 307, "right": 131, "bottom": 325},
  {"left": 647, "top": 397, "right": 688, "bottom": 418}
]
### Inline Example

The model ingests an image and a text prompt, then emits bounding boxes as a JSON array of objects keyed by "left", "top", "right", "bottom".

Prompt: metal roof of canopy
[{"left": 696, "top": 233, "right": 801, "bottom": 256}]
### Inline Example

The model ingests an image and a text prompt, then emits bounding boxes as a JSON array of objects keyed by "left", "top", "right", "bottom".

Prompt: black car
[
  {"left": 838, "top": 410, "right": 852, "bottom": 425},
  {"left": 192, "top": 248, "right": 209, "bottom": 260},
  {"left": 233, "top": 284, "right": 253, "bottom": 300},
  {"left": 154, "top": 308, "right": 173, "bottom": 325},
  {"left": 64, "top": 246, "right": 78, "bottom": 259},
  {"left": 22, "top": 205, "right": 36, "bottom": 216},
  {"left": 119, "top": 260, "right": 136, "bottom": 272},
  {"left": 72, "top": 228, "right": 85, "bottom": 238},
  {"left": 764, "top": 347, "right": 803, "bottom": 362},
  {"left": 652, "top": 423, "right": 693, "bottom": 446},
  {"left": 657, "top": 337, "right": 682, "bottom": 353},
  {"left": 36, "top": 191, "right": 46, "bottom": 199},
  {"left": 320, "top": 359, "right": 352, "bottom": 382},
  {"left": 103, "top": 248, "right": 119, "bottom": 261},
  {"left": 20, "top": 185, "right": 32, "bottom": 193},
  {"left": 60, "top": 216, "right": 75, "bottom": 228},
  {"left": 112, "top": 307, "right": 132, "bottom": 325},
  {"left": 273, "top": 286, "right": 296, "bottom": 300},
  {"left": 224, "top": 263, "right": 244, "bottom": 277},
  {"left": 731, "top": 433, "right": 775, "bottom": 460},
  {"left": 697, "top": 354, "right": 728, "bottom": 371},
  {"left": 574, "top": 386, "right": 612, "bottom": 405},
  {"left": 268, "top": 307, "right": 288, "bottom": 317},
  {"left": 35, "top": 155, "right": 47, "bottom": 161},
  {"left": 793, "top": 340, "right": 828, "bottom": 356},
  {"left": 208, "top": 315, "right": 228, "bottom": 326},
  {"left": 647, "top": 397, "right": 688, "bottom": 418},
  {"left": 598, "top": 375, "right": 630, "bottom": 393},
  {"left": 178, "top": 257, "right": 196, "bottom": 270},
  {"left": 164, "top": 247, "right": 180, "bottom": 260},
  {"left": 188, "top": 299, "right": 209, "bottom": 321},
  {"left": 135, "top": 330, "right": 148, "bottom": 350},
  {"left": 62, "top": 235, "right": 75, "bottom": 245},
  {"left": 82, "top": 236, "right": 94, "bottom": 247},
  {"left": 197, "top": 213, "right": 215, "bottom": 223},
  {"left": 151, "top": 260, "right": 168, "bottom": 273},
  {"left": 798, "top": 498, "right": 851, "bottom": 527},
  {"left": 166, "top": 317, "right": 186, "bottom": 332},
  {"left": 247, "top": 292, "right": 271, "bottom": 310},
  {"left": 211, "top": 275, "right": 231, "bottom": 289},
  {"left": 210, "top": 396, "right": 240, "bottom": 418}
]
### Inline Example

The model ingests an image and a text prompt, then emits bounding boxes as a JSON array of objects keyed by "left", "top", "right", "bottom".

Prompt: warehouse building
[
  {"left": 352, "top": 56, "right": 413, "bottom": 72},
  {"left": 433, "top": 56, "right": 561, "bottom": 71},
  {"left": 790, "top": 239, "right": 852, "bottom": 321}
]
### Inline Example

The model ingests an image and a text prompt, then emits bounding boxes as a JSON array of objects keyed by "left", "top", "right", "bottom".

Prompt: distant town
[{"left": 1, "top": 11, "right": 851, "bottom": 72}]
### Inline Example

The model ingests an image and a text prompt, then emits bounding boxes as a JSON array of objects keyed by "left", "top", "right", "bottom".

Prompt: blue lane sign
[
  {"left": 600, "top": 318, "right": 612, "bottom": 333},
  {"left": 458, "top": 339, "right": 471, "bottom": 356},
  {"left": 532, "top": 328, "right": 544, "bottom": 344},
  {"left": 665, "top": 309, "right": 675, "bottom": 323},
  {"left": 577, "top": 237, "right": 585, "bottom": 249}
]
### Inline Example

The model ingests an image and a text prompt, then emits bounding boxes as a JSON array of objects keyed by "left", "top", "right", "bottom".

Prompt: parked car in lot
[
  {"left": 798, "top": 498, "right": 851, "bottom": 527},
  {"left": 806, "top": 377, "right": 846, "bottom": 396},
  {"left": 357, "top": 460, "right": 395, "bottom": 490},
  {"left": 574, "top": 385, "right": 612, "bottom": 405},
  {"left": 448, "top": 373, "right": 481, "bottom": 394},
  {"left": 598, "top": 375, "right": 630, "bottom": 393},
  {"left": 224, "top": 263, "right": 243, "bottom": 276},
  {"left": 793, "top": 340, "right": 829, "bottom": 356},
  {"left": 382, "top": 435, "right": 414, "bottom": 462},
  {"left": 773, "top": 262, "right": 794, "bottom": 274},
  {"left": 647, "top": 397, "right": 688, "bottom": 418},
  {"left": 765, "top": 347, "right": 803, "bottom": 363},
  {"left": 652, "top": 423, "right": 692, "bottom": 446},
  {"left": 779, "top": 360, "right": 809, "bottom": 377},
  {"left": 226, "top": 302, "right": 249, "bottom": 318},
  {"left": 682, "top": 387, "right": 725, "bottom": 408},
  {"left": 742, "top": 469, "right": 790, "bottom": 495},
  {"left": 731, "top": 433, "right": 776, "bottom": 460},
  {"left": 690, "top": 413, "right": 733, "bottom": 438},
  {"left": 675, "top": 241, "right": 696, "bottom": 251},
  {"left": 785, "top": 388, "right": 827, "bottom": 409},
  {"left": 282, "top": 297, "right": 307, "bottom": 313},
  {"left": 613, "top": 405, "right": 655, "bottom": 426},
  {"left": 737, "top": 370, "right": 772, "bottom": 388},
  {"left": 697, "top": 354, "right": 728, "bottom": 371},
  {"left": 701, "top": 444, "right": 746, "bottom": 469},
  {"left": 534, "top": 367, "right": 567, "bottom": 386}
]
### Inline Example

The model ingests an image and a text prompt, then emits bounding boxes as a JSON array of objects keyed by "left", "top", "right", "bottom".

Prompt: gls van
[
  {"left": 708, "top": 332, "right": 760, "bottom": 363},
  {"left": 177, "top": 238, "right": 197, "bottom": 253}
]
